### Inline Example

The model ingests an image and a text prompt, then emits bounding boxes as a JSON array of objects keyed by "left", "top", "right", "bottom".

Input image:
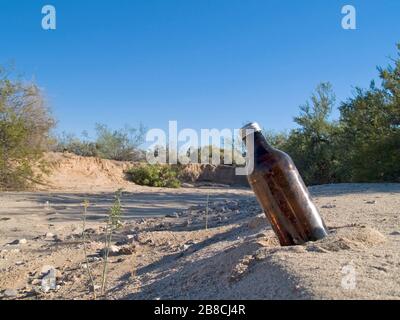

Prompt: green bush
[
  {"left": 0, "top": 67, "right": 55, "bottom": 190},
  {"left": 126, "top": 164, "right": 181, "bottom": 188}
]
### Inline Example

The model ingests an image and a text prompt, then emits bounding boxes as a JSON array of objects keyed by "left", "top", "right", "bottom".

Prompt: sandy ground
[{"left": 1, "top": 182, "right": 399, "bottom": 300}]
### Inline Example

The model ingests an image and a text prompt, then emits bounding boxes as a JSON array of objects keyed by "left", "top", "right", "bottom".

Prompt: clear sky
[{"left": 1, "top": 0, "right": 399, "bottom": 137}]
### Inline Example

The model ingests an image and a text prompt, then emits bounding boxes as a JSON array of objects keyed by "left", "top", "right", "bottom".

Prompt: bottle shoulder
[{"left": 251, "top": 147, "right": 295, "bottom": 174}]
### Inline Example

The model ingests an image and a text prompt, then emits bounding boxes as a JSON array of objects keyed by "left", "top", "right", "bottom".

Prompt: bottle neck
[{"left": 242, "top": 131, "right": 273, "bottom": 155}]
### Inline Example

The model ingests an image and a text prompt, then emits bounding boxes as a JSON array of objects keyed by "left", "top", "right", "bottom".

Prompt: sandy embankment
[{"left": 0, "top": 153, "right": 399, "bottom": 299}]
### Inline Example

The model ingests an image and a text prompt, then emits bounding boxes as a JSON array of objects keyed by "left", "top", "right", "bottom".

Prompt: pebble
[
  {"left": 3, "top": 289, "right": 18, "bottom": 298},
  {"left": 88, "top": 256, "right": 101, "bottom": 262},
  {"left": 15, "top": 261, "right": 24, "bottom": 266},
  {"left": 321, "top": 204, "right": 336, "bottom": 209},
  {"left": 166, "top": 212, "right": 179, "bottom": 218},
  {"left": 181, "top": 183, "right": 194, "bottom": 188},
  {"left": 99, "top": 245, "right": 120, "bottom": 256},
  {"left": 247, "top": 216, "right": 266, "bottom": 229},
  {"left": 9, "top": 239, "right": 27, "bottom": 245},
  {"left": 118, "top": 245, "right": 136, "bottom": 255},
  {"left": 181, "top": 244, "right": 190, "bottom": 251}
]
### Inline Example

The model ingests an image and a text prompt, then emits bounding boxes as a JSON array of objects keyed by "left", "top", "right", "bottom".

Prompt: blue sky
[{"left": 0, "top": 0, "right": 399, "bottom": 138}]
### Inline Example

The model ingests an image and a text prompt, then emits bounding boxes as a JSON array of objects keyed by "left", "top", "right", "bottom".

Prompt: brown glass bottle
[{"left": 240, "top": 122, "right": 328, "bottom": 246}]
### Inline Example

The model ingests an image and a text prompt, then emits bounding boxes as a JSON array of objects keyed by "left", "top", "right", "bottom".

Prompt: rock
[
  {"left": 126, "top": 234, "right": 135, "bottom": 240},
  {"left": 254, "top": 251, "right": 268, "bottom": 261},
  {"left": 321, "top": 204, "right": 336, "bottom": 209},
  {"left": 9, "top": 238, "right": 27, "bottom": 245},
  {"left": 31, "top": 279, "right": 41, "bottom": 285},
  {"left": 166, "top": 212, "right": 179, "bottom": 218},
  {"left": 390, "top": 231, "right": 400, "bottom": 236},
  {"left": 88, "top": 256, "right": 101, "bottom": 262},
  {"left": 181, "top": 244, "right": 190, "bottom": 251},
  {"left": 0, "top": 217, "right": 11, "bottom": 221},
  {"left": 53, "top": 235, "right": 63, "bottom": 243},
  {"left": 15, "top": 261, "right": 24, "bottom": 266},
  {"left": 255, "top": 233, "right": 266, "bottom": 239},
  {"left": 247, "top": 216, "right": 267, "bottom": 229},
  {"left": 84, "top": 228, "right": 97, "bottom": 234},
  {"left": 366, "top": 200, "right": 377, "bottom": 204},
  {"left": 118, "top": 245, "right": 136, "bottom": 255},
  {"left": 181, "top": 183, "right": 194, "bottom": 188},
  {"left": 99, "top": 245, "right": 120, "bottom": 257},
  {"left": 3, "top": 289, "right": 18, "bottom": 298},
  {"left": 45, "top": 232, "right": 55, "bottom": 239}
]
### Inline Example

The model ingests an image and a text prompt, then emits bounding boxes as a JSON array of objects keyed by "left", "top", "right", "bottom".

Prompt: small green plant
[
  {"left": 81, "top": 199, "right": 97, "bottom": 300},
  {"left": 126, "top": 164, "right": 181, "bottom": 188},
  {"left": 101, "top": 189, "right": 124, "bottom": 296}
]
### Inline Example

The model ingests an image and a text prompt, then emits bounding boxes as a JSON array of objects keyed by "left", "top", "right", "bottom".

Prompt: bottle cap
[{"left": 239, "top": 122, "right": 262, "bottom": 140}]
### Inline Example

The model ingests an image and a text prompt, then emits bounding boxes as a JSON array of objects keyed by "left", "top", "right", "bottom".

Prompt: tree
[
  {"left": 284, "top": 83, "right": 340, "bottom": 185},
  {"left": 95, "top": 123, "right": 146, "bottom": 161},
  {"left": 338, "top": 45, "right": 400, "bottom": 182},
  {"left": 0, "top": 67, "right": 55, "bottom": 190}
]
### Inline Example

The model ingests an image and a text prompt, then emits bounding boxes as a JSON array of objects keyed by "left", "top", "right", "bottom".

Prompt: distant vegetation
[
  {"left": 1, "top": 44, "right": 399, "bottom": 189},
  {"left": 125, "top": 164, "right": 181, "bottom": 188},
  {"left": 53, "top": 123, "right": 146, "bottom": 161}
]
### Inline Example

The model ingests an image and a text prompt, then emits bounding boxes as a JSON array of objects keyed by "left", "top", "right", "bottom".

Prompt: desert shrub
[
  {"left": 53, "top": 131, "right": 99, "bottom": 157},
  {"left": 53, "top": 124, "right": 146, "bottom": 161},
  {"left": 126, "top": 164, "right": 181, "bottom": 188},
  {"left": 0, "top": 67, "right": 55, "bottom": 190},
  {"left": 95, "top": 123, "right": 146, "bottom": 161}
]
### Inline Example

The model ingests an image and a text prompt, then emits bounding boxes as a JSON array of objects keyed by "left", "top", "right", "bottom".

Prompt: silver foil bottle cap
[{"left": 239, "top": 122, "right": 262, "bottom": 140}]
